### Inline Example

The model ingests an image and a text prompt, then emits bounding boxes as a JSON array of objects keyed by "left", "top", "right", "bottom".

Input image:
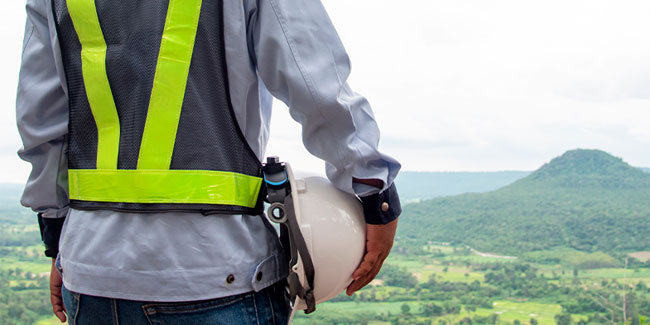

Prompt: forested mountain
[{"left": 399, "top": 149, "right": 650, "bottom": 257}]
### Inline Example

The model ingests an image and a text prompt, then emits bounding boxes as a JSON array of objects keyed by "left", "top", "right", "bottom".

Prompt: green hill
[
  {"left": 395, "top": 166, "right": 647, "bottom": 203},
  {"left": 399, "top": 149, "right": 650, "bottom": 259}
]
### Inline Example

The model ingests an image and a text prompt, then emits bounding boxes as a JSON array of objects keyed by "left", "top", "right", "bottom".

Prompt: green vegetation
[
  {"left": 0, "top": 266, "right": 52, "bottom": 324},
  {"left": 294, "top": 150, "right": 650, "bottom": 324},
  {"left": 295, "top": 247, "right": 650, "bottom": 324},
  {"left": 399, "top": 149, "right": 650, "bottom": 256},
  {"left": 522, "top": 247, "right": 620, "bottom": 269},
  {"left": 0, "top": 199, "right": 54, "bottom": 325},
  {"left": 3, "top": 149, "right": 650, "bottom": 324}
]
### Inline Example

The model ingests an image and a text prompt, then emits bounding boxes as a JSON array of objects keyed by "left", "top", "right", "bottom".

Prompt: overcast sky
[{"left": 2, "top": 0, "right": 650, "bottom": 184}]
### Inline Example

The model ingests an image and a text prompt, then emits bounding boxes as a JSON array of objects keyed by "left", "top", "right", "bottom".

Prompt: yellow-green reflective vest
[{"left": 53, "top": 0, "right": 264, "bottom": 215}]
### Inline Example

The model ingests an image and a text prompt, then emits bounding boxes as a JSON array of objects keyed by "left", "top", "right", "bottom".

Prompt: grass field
[
  {"left": 389, "top": 254, "right": 486, "bottom": 283},
  {"left": 522, "top": 247, "right": 620, "bottom": 268},
  {"left": 536, "top": 267, "right": 650, "bottom": 287},
  {"left": 36, "top": 316, "right": 62, "bottom": 325},
  {"left": 0, "top": 255, "right": 51, "bottom": 274},
  {"left": 440, "top": 254, "right": 521, "bottom": 264},
  {"left": 430, "top": 269, "right": 484, "bottom": 283},
  {"left": 298, "top": 300, "right": 422, "bottom": 317},
  {"left": 474, "top": 301, "right": 588, "bottom": 324},
  {"left": 294, "top": 300, "right": 589, "bottom": 325},
  {"left": 293, "top": 247, "right": 650, "bottom": 324},
  {"left": 425, "top": 244, "right": 456, "bottom": 254},
  {"left": 582, "top": 268, "right": 650, "bottom": 279},
  {"left": 630, "top": 252, "right": 650, "bottom": 263},
  {"left": 4, "top": 239, "right": 648, "bottom": 324}
]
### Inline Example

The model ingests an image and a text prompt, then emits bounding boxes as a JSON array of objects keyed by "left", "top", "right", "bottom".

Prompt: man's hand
[
  {"left": 50, "top": 259, "right": 66, "bottom": 323},
  {"left": 346, "top": 218, "right": 398, "bottom": 295}
]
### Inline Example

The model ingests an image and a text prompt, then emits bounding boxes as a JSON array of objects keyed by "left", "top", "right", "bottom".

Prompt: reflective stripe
[
  {"left": 137, "top": 0, "right": 203, "bottom": 169},
  {"left": 65, "top": 0, "right": 261, "bottom": 209},
  {"left": 69, "top": 169, "right": 262, "bottom": 207},
  {"left": 67, "top": 0, "right": 120, "bottom": 169}
]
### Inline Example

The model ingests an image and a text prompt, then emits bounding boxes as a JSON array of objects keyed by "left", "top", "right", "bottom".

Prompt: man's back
[{"left": 17, "top": 0, "right": 401, "bottom": 322}]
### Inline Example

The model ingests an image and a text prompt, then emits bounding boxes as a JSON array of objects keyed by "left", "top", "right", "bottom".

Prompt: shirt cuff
[
  {"left": 359, "top": 183, "right": 401, "bottom": 225},
  {"left": 37, "top": 214, "right": 66, "bottom": 258}
]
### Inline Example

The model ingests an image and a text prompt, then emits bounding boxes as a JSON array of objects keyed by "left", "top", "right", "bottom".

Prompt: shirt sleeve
[
  {"left": 249, "top": 0, "right": 401, "bottom": 197},
  {"left": 16, "top": 0, "right": 69, "bottom": 220}
]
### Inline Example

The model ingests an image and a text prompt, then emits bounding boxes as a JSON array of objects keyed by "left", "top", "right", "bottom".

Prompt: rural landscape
[{"left": 1, "top": 149, "right": 649, "bottom": 324}]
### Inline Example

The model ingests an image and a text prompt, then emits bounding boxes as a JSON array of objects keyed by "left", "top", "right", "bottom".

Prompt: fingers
[
  {"left": 346, "top": 252, "right": 378, "bottom": 295},
  {"left": 346, "top": 251, "right": 388, "bottom": 296},
  {"left": 346, "top": 259, "right": 383, "bottom": 296},
  {"left": 52, "top": 302, "right": 67, "bottom": 323},
  {"left": 352, "top": 250, "right": 379, "bottom": 281},
  {"left": 346, "top": 218, "right": 398, "bottom": 296},
  {"left": 50, "top": 259, "right": 67, "bottom": 323},
  {"left": 50, "top": 283, "right": 67, "bottom": 322}
]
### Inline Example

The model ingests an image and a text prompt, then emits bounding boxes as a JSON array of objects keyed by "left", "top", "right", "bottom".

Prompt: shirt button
[
  {"left": 226, "top": 274, "right": 235, "bottom": 284},
  {"left": 256, "top": 272, "right": 263, "bottom": 282},
  {"left": 381, "top": 202, "right": 390, "bottom": 212}
]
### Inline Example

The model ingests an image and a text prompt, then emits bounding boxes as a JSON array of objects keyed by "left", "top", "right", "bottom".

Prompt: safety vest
[{"left": 53, "top": 0, "right": 264, "bottom": 215}]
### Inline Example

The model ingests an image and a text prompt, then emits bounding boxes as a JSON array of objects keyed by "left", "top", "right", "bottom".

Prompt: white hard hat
[{"left": 264, "top": 159, "right": 366, "bottom": 316}]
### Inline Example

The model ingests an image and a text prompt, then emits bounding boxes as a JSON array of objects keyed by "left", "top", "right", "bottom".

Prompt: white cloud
[
  {"left": 2, "top": 0, "right": 650, "bottom": 184},
  {"left": 314, "top": 0, "right": 650, "bottom": 171}
]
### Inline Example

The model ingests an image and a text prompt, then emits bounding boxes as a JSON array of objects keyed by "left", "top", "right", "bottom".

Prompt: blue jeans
[{"left": 61, "top": 282, "right": 289, "bottom": 324}]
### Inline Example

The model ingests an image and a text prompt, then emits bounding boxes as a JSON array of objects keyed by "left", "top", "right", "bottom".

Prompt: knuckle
[
  {"left": 365, "top": 253, "right": 380, "bottom": 264},
  {"left": 359, "top": 261, "right": 372, "bottom": 270}
]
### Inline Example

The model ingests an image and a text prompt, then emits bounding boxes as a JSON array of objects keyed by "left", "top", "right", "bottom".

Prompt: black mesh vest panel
[{"left": 52, "top": 0, "right": 264, "bottom": 215}]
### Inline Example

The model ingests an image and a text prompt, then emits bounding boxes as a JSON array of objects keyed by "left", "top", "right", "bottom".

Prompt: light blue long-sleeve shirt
[{"left": 17, "top": 0, "right": 400, "bottom": 301}]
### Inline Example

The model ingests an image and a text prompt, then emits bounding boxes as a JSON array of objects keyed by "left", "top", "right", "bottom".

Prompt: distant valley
[{"left": 395, "top": 171, "right": 531, "bottom": 203}]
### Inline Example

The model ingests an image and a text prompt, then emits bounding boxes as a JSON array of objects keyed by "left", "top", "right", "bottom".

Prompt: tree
[
  {"left": 530, "top": 318, "right": 539, "bottom": 325},
  {"left": 458, "top": 317, "right": 472, "bottom": 325},
  {"left": 401, "top": 303, "right": 410, "bottom": 315},
  {"left": 464, "top": 305, "right": 476, "bottom": 314},
  {"left": 554, "top": 313, "right": 572, "bottom": 325},
  {"left": 421, "top": 303, "right": 443, "bottom": 317},
  {"left": 7, "top": 303, "right": 24, "bottom": 320},
  {"left": 377, "top": 264, "right": 418, "bottom": 288}
]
